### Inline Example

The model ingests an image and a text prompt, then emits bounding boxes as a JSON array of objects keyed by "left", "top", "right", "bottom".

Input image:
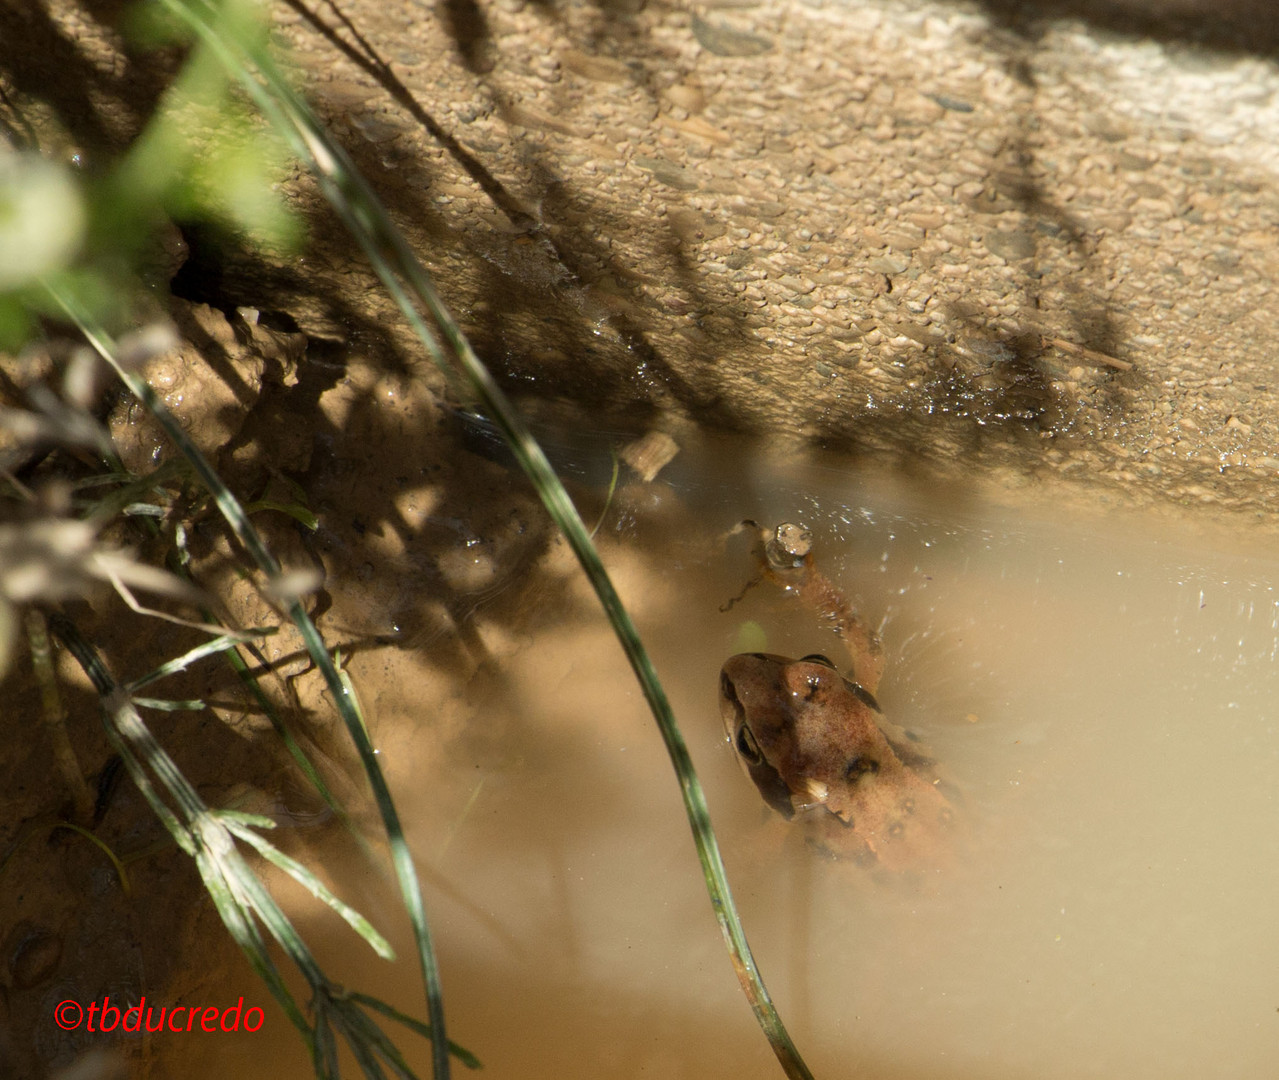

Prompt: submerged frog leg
[
  {"left": 739, "top": 520, "right": 886, "bottom": 694},
  {"left": 791, "top": 560, "right": 885, "bottom": 695}
]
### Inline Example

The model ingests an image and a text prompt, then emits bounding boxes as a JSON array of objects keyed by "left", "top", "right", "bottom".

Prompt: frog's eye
[
  {"left": 842, "top": 678, "right": 882, "bottom": 713},
  {"left": 735, "top": 723, "right": 763, "bottom": 766},
  {"left": 799, "top": 653, "right": 836, "bottom": 668},
  {"left": 844, "top": 756, "right": 880, "bottom": 783},
  {"left": 720, "top": 670, "right": 738, "bottom": 703}
]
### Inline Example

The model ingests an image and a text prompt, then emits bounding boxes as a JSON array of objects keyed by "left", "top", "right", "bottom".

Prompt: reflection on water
[{"left": 203, "top": 442, "right": 1279, "bottom": 1080}]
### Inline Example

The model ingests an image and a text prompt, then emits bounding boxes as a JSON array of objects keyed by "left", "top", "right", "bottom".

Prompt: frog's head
[{"left": 718, "top": 652, "right": 886, "bottom": 818}]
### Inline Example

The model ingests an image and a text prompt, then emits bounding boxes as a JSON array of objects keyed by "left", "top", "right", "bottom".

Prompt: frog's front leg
[{"left": 741, "top": 520, "right": 885, "bottom": 694}]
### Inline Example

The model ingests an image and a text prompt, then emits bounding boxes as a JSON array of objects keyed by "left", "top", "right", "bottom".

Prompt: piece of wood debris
[
  {"left": 1043, "top": 336, "right": 1134, "bottom": 372},
  {"left": 620, "top": 431, "right": 679, "bottom": 482}
]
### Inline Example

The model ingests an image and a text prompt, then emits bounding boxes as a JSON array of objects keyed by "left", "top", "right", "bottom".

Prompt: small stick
[{"left": 1043, "top": 335, "right": 1134, "bottom": 372}]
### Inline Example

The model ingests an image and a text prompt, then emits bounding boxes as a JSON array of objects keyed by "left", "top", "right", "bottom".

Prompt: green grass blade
[
  {"left": 243, "top": 498, "right": 319, "bottom": 530},
  {"left": 347, "top": 992, "right": 482, "bottom": 1071},
  {"left": 130, "top": 697, "right": 207, "bottom": 712},
  {"left": 46, "top": 613, "right": 314, "bottom": 1039},
  {"left": 47, "top": 286, "right": 453, "bottom": 1080},
  {"left": 49, "top": 824, "right": 131, "bottom": 894},
  {"left": 222, "top": 815, "right": 396, "bottom": 960},
  {"left": 124, "top": 628, "right": 272, "bottom": 692},
  {"left": 146, "top": 3, "right": 815, "bottom": 1075}
]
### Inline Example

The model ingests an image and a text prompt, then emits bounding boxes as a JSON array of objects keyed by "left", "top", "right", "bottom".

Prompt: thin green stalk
[
  {"left": 47, "top": 612, "right": 481, "bottom": 1075},
  {"left": 47, "top": 285, "right": 452, "bottom": 1079},
  {"left": 47, "top": 611, "right": 314, "bottom": 1041},
  {"left": 48, "top": 823, "right": 132, "bottom": 893},
  {"left": 151, "top": 3, "right": 813, "bottom": 1076}
]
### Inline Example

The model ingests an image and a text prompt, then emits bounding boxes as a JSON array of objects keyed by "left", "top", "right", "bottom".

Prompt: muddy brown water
[{"left": 169, "top": 440, "right": 1279, "bottom": 1080}]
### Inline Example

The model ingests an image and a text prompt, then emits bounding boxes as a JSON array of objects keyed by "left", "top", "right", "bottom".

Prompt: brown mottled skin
[{"left": 719, "top": 523, "right": 953, "bottom": 867}]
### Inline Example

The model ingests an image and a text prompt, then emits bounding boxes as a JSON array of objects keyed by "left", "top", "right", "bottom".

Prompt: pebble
[
  {"left": 928, "top": 92, "right": 974, "bottom": 113},
  {"left": 665, "top": 83, "right": 707, "bottom": 113},
  {"left": 867, "top": 254, "right": 910, "bottom": 275},
  {"left": 633, "top": 156, "right": 699, "bottom": 190},
  {"left": 984, "top": 229, "right": 1036, "bottom": 261},
  {"left": 561, "top": 50, "right": 631, "bottom": 84},
  {"left": 691, "top": 14, "right": 774, "bottom": 57},
  {"left": 777, "top": 274, "right": 816, "bottom": 295}
]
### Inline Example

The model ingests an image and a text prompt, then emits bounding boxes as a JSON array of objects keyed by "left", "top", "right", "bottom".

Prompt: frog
[{"left": 719, "top": 521, "right": 954, "bottom": 868}]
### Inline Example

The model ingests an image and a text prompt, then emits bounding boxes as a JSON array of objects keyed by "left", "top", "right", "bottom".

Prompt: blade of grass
[
  {"left": 149, "top": 3, "right": 813, "bottom": 1075},
  {"left": 221, "top": 812, "right": 396, "bottom": 960},
  {"left": 47, "top": 281, "right": 453, "bottom": 1080},
  {"left": 49, "top": 611, "right": 477, "bottom": 1075},
  {"left": 47, "top": 611, "right": 314, "bottom": 1041},
  {"left": 124, "top": 628, "right": 274, "bottom": 692},
  {"left": 347, "top": 992, "right": 481, "bottom": 1071},
  {"left": 27, "top": 608, "right": 94, "bottom": 821},
  {"left": 48, "top": 822, "right": 132, "bottom": 895},
  {"left": 131, "top": 697, "right": 207, "bottom": 711},
  {"left": 168, "top": 519, "right": 374, "bottom": 860}
]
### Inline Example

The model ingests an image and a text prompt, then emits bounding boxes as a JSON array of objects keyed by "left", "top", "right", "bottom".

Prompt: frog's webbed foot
[
  {"left": 879, "top": 720, "right": 937, "bottom": 773},
  {"left": 760, "top": 521, "right": 813, "bottom": 573},
  {"left": 719, "top": 519, "right": 802, "bottom": 611}
]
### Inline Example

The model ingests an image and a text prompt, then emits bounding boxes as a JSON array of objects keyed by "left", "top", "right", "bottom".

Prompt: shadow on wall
[
  {"left": 277, "top": 0, "right": 746, "bottom": 427},
  {"left": 2, "top": 0, "right": 1270, "bottom": 480},
  {"left": 969, "top": 0, "right": 1279, "bottom": 56}
]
